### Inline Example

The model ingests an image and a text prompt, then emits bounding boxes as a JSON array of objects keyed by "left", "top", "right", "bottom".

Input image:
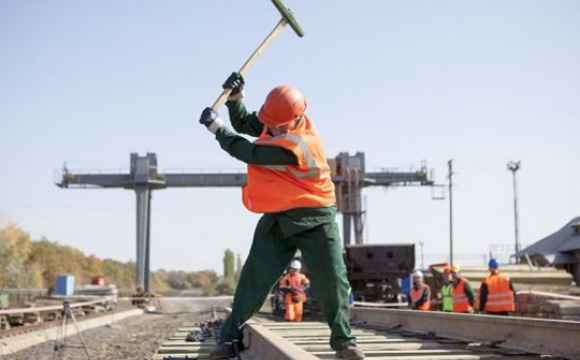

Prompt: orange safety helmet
[
  {"left": 443, "top": 266, "right": 451, "bottom": 275},
  {"left": 258, "top": 85, "right": 307, "bottom": 126}
]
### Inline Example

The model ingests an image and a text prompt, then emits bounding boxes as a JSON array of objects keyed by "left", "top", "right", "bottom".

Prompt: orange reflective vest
[
  {"left": 280, "top": 273, "right": 309, "bottom": 302},
  {"left": 242, "top": 116, "right": 336, "bottom": 213},
  {"left": 452, "top": 277, "right": 473, "bottom": 313},
  {"left": 410, "top": 283, "right": 430, "bottom": 311},
  {"left": 481, "top": 274, "right": 515, "bottom": 312}
]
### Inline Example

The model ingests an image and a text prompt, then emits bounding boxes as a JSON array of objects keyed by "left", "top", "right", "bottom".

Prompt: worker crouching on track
[
  {"left": 198, "top": 72, "right": 364, "bottom": 360},
  {"left": 450, "top": 264, "right": 475, "bottom": 313},
  {"left": 409, "top": 270, "right": 431, "bottom": 311},
  {"left": 279, "top": 259, "right": 310, "bottom": 322},
  {"left": 478, "top": 258, "right": 516, "bottom": 316}
]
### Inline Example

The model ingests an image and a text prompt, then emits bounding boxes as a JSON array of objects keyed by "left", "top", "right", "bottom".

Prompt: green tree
[
  {"left": 0, "top": 223, "right": 36, "bottom": 287},
  {"left": 28, "top": 238, "right": 59, "bottom": 287},
  {"left": 223, "top": 249, "right": 235, "bottom": 280},
  {"left": 234, "top": 254, "right": 243, "bottom": 283},
  {"left": 0, "top": 223, "right": 226, "bottom": 294}
]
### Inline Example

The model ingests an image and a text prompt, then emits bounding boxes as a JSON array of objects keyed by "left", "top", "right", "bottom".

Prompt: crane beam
[{"left": 56, "top": 152, "right": 437, "bottom": 292}]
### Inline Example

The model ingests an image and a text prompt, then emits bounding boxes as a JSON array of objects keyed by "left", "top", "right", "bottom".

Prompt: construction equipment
[{"left": 211, "top": 0, "right": 304, "bottom": 110}]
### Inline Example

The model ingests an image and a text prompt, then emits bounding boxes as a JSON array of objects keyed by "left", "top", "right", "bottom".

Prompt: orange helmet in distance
[
  {"left": 258, "top": 85, "right": 307, "bottom": 127},
  {"left": 443, "top": 266, "right": 451, "bottom": 275}
]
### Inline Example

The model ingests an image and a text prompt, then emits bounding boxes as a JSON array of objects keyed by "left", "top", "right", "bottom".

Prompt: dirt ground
[{"left": 3, "top": 299, "right": 231, "bottom": 360}]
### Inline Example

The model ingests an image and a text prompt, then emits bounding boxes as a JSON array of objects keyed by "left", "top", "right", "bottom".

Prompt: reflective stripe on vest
[
  {"left": 243, "top": 116, "right": 336, "bottom": 213},
  {"left": 452, "top": 277, "right": 473, "bottom": 313},
  {"left": 482, "top": 274, "right": 515, "bottom": 312},
  {"left": 258, "top": 132, "right": 325, "bottom": 179}
]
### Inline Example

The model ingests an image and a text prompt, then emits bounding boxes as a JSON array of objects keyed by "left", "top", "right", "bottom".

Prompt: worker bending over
[{"left": 279, "top": 259, "right": 310, "bottom": 322}]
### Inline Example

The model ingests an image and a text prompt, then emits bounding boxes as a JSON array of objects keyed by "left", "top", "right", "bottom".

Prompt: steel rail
[
  {"left": 351, "top": 307, "right": 580, "bottom": 359},
  {"left": 153, "top": 313, "right": 555, "bottom": 359},
  {"left": 0, "top": 297, "right": 115, "bottom": 315}
]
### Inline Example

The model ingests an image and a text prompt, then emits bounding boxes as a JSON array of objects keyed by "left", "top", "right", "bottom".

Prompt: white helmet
[
  {"left": 290, "top": 259, "right": 302, "bottom": 270},
  {"left": 412, "top": 270, "right": 424, "bottom": 278}
]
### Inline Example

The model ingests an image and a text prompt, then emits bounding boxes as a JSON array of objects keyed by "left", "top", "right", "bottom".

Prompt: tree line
[{"left": 0, "top": 223, "right": 242, "bottom": 295}]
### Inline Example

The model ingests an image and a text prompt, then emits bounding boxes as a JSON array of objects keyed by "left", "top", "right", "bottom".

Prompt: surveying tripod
[{"left": 52, "top": 301, "right": 92, "bottom": 360}]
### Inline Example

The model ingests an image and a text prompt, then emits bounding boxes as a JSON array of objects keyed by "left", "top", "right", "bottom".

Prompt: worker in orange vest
[
  {"left": 450, "top": 264, "right": 475, "bottom": 313},
  {"left": 478, "top": 258, "right": 516, "bottom": 316},
  {"left": 409, "top": 270, "right": 431, "bottom": 311},
  {"left": 199, "top": 73, "right": 364, "bottom": 360},
  {"left": 279, "top": 259, "right": 310, "bottom": 322}
]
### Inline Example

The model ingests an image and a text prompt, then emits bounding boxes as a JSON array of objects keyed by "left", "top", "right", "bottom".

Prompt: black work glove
[
  {"left": 199, "top": 107, "right": 223, "bottom": 134},
  {"left": 222, "top": 72, "right": 245, "bottom": 101}
]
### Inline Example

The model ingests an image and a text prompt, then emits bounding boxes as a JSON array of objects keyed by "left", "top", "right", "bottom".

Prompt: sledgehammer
[{"left": 211, "top": 0, "right": 304, "bottom": 110}]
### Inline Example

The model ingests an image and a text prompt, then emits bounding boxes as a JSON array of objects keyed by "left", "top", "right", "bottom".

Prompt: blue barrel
[{"left": 56, "top": 275, "right": 75, "bottom": 296}]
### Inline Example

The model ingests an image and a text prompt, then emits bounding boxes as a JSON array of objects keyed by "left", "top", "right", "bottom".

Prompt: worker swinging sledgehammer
[
  {"left": 197, "top": 0, "right": 363, "bottom": 358},
  {"left": 198, "top": 75, "right": 365, "bottom": 360}
]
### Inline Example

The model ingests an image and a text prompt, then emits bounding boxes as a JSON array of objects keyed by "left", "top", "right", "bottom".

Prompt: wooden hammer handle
[{"left": 211, "top": 19, "right": 287, "bottom": 110}]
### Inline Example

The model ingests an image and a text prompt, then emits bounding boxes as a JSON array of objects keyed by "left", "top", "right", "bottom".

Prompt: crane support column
[{"left": 135, "top": 186, "right": 151, "bottom": 291}]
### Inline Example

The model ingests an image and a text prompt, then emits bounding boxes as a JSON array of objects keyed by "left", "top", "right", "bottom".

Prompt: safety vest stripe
[
  {"left": 260, "top": 132, "right": 316, "bottom": 168},
  {"left": 486, "top": 300, "right": 515, "bottom": 306},
  {"left": 259, "top": 165, "right": 322, "bottom": 179},
  {"left": 487, "top": 292, "right": 513, "bottom": 298},
  {"left": 257, "top": 133, "right": 326, "bottom": 179}
]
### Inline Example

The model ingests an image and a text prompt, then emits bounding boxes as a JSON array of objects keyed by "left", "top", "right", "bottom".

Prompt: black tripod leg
[{"left": 68, "top": 311, "right": 93, "bottom": 359}]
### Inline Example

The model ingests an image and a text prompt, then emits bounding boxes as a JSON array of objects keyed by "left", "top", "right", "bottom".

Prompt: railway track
[
  {"left": 153, "top": 307, "right": 580, "bottom": 360},
  {"left": 0, "top": 305, "right": 143, "bottom": 355}
]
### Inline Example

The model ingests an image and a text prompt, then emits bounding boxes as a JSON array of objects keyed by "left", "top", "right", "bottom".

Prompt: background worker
[
  {"left": 409, "top": 270, "right": 430, "bottom": 311},
  {"left": 450, "top": 264, "right": 475, "bottom": 313},
  {"left": 279, "top": 259, "right": 310, "bottom": 322},
  {"left": 478, "top": 258, "right": 516, "bottom": 316},
  {"left": 199, "top": 73, "right": 364, "bottom": 360},
  {"left": 440, "top": 266, "right": 453, "bottom": 312}
]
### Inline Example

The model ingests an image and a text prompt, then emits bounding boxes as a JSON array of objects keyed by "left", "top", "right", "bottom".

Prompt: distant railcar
[
  {"left": 271, "top": 244, "right": 415, "bottom": 316},
  {"left": 345, "top": 244, "right": 415, "bottom": 303}
]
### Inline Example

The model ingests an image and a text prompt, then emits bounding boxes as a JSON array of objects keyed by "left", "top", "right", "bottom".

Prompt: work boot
[
  {"left": 335, "top": 344, "right": 365, "bottom": 359},
  {"left": 208, "top": 342, "right": 232, "bottom": 360}
]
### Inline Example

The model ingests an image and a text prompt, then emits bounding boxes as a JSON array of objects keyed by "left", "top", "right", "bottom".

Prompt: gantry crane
[{"left": 56, "top": 152, "right": 435, "bottom": 292}]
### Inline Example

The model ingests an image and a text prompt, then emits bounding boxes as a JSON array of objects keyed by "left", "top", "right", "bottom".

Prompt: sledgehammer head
[{"left": 271, "top": 0, "right": 304, "bottom": 37}]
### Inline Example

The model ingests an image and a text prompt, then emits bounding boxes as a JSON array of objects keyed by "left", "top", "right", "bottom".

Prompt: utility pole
[
  {"left": 448, "top": 160, "right": 454, "bottom": 265},
  {"left": 507, "top": 160, "right": 521, "bottom": 262}
]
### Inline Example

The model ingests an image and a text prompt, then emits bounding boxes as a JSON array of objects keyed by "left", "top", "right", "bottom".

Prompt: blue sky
[{"left": 1, "top": 1, "right": 579, "bottom": 274}]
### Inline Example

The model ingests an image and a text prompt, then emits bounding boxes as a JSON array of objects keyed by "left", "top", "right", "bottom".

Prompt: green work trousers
[{"left": 219, "top": 216, "right": 356, "bottom": 350}]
